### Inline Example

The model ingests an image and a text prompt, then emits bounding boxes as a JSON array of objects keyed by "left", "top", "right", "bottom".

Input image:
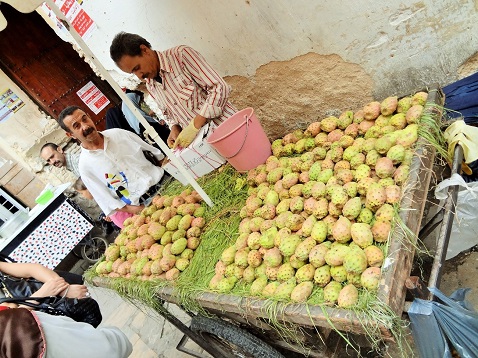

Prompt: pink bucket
[{"left": 207, "top": 108, "right": 271, "bottom": 172}]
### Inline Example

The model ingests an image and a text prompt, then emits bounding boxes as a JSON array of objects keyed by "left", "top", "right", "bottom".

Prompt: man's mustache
[{"left": 83, "top": 127, "right": 94, "bottom": 136}]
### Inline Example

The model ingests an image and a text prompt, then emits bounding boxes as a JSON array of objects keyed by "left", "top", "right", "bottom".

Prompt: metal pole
[
  {"left": 427, "top": 144, "right": 464, "bottom": 300},
  {"left": 44, "top": 0, "right": 213, "bottom": 207}
]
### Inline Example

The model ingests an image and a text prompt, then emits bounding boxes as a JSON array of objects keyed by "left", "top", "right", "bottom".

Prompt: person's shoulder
[
  {"left": 104, "top": 128, "right": 139, "bottom": 142},
  {"left": 167, "top": 45, "right": 196, "bottom": 56},
  {"left": 103, "top": 128, "right": 133, "bottom": 136}
]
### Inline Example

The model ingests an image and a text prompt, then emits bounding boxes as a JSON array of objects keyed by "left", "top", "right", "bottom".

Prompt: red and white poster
[
  {"left": 42, "top": 0, "right": 96, "bottom": 40},
  {"left": 77, "top": 81, "right": 110, "bottom": 115}
]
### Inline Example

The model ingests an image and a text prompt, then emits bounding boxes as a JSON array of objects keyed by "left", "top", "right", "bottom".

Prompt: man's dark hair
[
  {"left": 40, "top": 143, "right": 59, "bottom": 155},
  {"left": 57, "top": 105, "right": 82, "bottom": 132},
  {"left": 110, "top": 32, "right": 152, "bottom": 63}
]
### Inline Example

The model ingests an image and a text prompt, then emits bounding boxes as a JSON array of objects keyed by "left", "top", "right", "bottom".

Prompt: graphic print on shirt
[{"left": 105, "top": 172, "right": 131, "bottom": 204}]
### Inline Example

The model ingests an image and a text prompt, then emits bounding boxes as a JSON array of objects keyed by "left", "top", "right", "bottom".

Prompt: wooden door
[{"left": 0, "top": 3, "right": 120, "bottom": 130}]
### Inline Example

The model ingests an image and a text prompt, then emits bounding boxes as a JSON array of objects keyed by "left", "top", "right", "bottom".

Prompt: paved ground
[
  {"left": 72, "top": 259, "right": 210, "bottom": 358},
  {"left": 87, "top": 284, "right": 205, "bottom": 358}
]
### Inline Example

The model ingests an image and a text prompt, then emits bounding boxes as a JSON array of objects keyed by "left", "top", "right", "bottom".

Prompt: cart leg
[{"left": 157, "top": 306, "right": 231, "bottom": 358}]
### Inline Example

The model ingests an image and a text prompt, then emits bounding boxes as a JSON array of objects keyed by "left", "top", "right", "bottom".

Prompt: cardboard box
[{"left": 162, "top": 123, "right": 226, "bottom": 185}]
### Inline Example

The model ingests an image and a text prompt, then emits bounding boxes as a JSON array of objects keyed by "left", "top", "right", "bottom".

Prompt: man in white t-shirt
[{"left": 56, "top": 105, "right": 165, "bottom": 217}]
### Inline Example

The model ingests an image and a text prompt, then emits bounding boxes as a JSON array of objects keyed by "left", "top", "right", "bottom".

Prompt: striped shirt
[
  {"left": 65, "top": 152, "right": 80, "bottom": 177},
  {"left": 146, "top": 45, "right": 237, "bottom": 129}
]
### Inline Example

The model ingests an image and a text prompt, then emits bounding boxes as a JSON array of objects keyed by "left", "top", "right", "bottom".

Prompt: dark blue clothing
[{"left": 443, "top": 72, "right": 478, "bottom": 125}]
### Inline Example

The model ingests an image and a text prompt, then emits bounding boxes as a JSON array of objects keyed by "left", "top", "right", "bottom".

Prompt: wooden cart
[{"left": 93, "top": 87, "right": 462, "bottom": 357}]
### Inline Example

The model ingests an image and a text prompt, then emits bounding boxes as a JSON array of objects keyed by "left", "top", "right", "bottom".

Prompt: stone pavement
[{"left": 87, "top": 283, "right": 211, "bottom": 358}]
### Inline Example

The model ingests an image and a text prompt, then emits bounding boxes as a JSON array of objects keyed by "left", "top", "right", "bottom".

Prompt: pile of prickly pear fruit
[
  {"left": 210, "top": 92, "right": 428, "bottom": 308},
  {"left": 95, "top": 188, "right": 206, "bottom": 281}
]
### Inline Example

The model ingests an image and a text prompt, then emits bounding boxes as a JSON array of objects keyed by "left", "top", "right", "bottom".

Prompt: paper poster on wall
[
  {"left": 76, "top": 81, "right": 110, "bottom": 115},
  {"left": 41, "top": 0, "right": 96, "bottom": 40},
  {"left": 0, "top": 88, "right": 24, "bottom": 122}
]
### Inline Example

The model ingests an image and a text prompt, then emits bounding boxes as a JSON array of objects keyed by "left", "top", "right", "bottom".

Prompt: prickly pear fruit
[
  {"left": 375, "top": 157, "right": 395, "bottom": 179},
  {"left": 330, "top": 265, "right": 347, "bottom": 282},
  {"left": 247, "top": 249, "right": 262, "bottom": 268},
  {"left": 262, "top": 281, "right": 280, "bottom": 298},
  {"left": 342, "top": 197, "right": 362, "bottom": 220},
  {"left": 343, "top": 246, "right": 368, "bottom": 274},
  {"left": 265, "top": 266, "right": 280, "bottom": 281},
  {"left": 371, "top": 221, "right": 391, "bottom": 243},
  {"left": 350, "top": 223, "right": 374, "bottom": 248},
  {"left": 279, "top": 234, "right": 302, "bottom": 257},
  {"left": 309, "top": 244, "right": 329, "bottom": 268},
  {"left": 274, "top": 278, "right": 297, "bottom": 300},
  {"left": 295, "top": 264, "right": 316, "bottom": 283},
  {"left": 217, "top": 276, "right": 237, "bottom": 293},
  {"left": 332, "top": 216, "right": 352, "bottom": 244},
  {"left": 290, "top": 281, "right": 314, "bottom": 303},
  {"left": 406, "top": 104, "right": 423, "bottom": 124},
  {"left": 364, "top": 245, "right": 384, "bottom": 267},
  {"left": 337, "top": 284, "right": 359, "bottom": 308},
  {"left": 313, "top": 265, "right": 331, "bottom": 287},
  {"left": 397, "top": 96, "right": 412, "bottom": 113},
  {"left": 289, "top": 254, "right": 306, "bottom": 269},
  {"left": 311, "top": 221, "right": 328, "bottom": 243},
  {"left": 221, "top": 246, "right": 237, "bottom": 265},
  {"left": 375, "top": 204, "right": 394, "bottom": 222},
  {"left": 363, "top": 101, "right": 381, "bottom": 120},
  {"left": 276, "top": 263, "right": 296, "bottom": 282},
  {"left": 323, "top": 281, "right": 343, "bottom": 303},
  {"left": 380, "top": 96, "right": 398, "bottom": 116},
  {"left": 324, "top": 243, "right": 350, "bottom": 266},
  {"left": 361, "top": 267, "right": 381, "bottom": 291},
  {"left": 294, "top": 237, "right": 316, "bottom": 261},
  {"left": 170, "top": 237, "right": 187, "bottom": 255},
  {"left": 234, "top": 248, "right": 250, "bottom": 269},
  {"left": 263, "top": 247, "right": 283, "bottom": 268}
]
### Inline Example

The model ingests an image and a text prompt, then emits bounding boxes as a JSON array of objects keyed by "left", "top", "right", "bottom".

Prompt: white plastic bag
[{"left": 435, "top": 173, "right": 478, "bottom": 259}]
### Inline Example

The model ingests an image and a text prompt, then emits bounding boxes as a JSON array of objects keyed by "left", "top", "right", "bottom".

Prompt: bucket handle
[{"left": 223, "top": 113, "right": 251, "bottom": 159}]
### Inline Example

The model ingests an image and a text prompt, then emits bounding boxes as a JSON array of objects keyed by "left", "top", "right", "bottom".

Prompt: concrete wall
[{"left": 80, "top": 1, "right": 478, "bottom": 91}]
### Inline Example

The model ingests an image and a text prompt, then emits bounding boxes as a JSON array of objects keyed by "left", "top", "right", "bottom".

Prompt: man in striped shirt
[{"left": 110, "top": 32, "right": 237, "bottom": 149}]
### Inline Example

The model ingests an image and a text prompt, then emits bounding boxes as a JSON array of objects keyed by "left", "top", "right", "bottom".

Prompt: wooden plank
[
  {"left": 3, "top": 168, "right": 35, "bottom": 196},
  {"left": 0, "top": 164, "right": 22, "bottom": 186},
  {"left": 149, "top": 286, "right": 394, "bottom": 339},
  {"left": 378, "top": 141, "right": 435, "bottom": 314},
  {"left": 16, "top": 177, "right": 45, "bottom": 208}
]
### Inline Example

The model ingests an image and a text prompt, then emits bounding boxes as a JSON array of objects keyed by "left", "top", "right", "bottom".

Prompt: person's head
[
  {"left": 40, "top": 143, "right": 66, "bottom": 168},
  {"left": 110, "top": 32, "right": 160, "bottom": 80},
  {"left": 73, "top": 177, "right": 93, "bottom": 200},
  {"left": 57, "top": 106, "right": 99, "bottom": 145}
]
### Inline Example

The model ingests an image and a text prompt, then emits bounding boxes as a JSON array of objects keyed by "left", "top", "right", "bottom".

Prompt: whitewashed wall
[{"left": 81, "top": 0, "right": 478, "bottom": 96}]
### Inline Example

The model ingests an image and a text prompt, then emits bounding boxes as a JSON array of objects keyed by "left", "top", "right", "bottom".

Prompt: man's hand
[
  {"left": 118, "top": 204, "right": 144, "bottom": 214},
  {"left": 173, "top": 121, "right": 200, "bottom": 149},
  {"left": 167, "top": 125, "right": 182, "bottom": 148}
]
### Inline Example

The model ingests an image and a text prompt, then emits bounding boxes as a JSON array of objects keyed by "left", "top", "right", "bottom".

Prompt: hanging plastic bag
[
  {"left": 434, "top": 173, "right": 478, "bottom": 259},
  {"left": 409, "top": 287, "right": 478, "bottom": 358},
  {"left": 408, "top": 298, "right": 452, "bottom": 358}
]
